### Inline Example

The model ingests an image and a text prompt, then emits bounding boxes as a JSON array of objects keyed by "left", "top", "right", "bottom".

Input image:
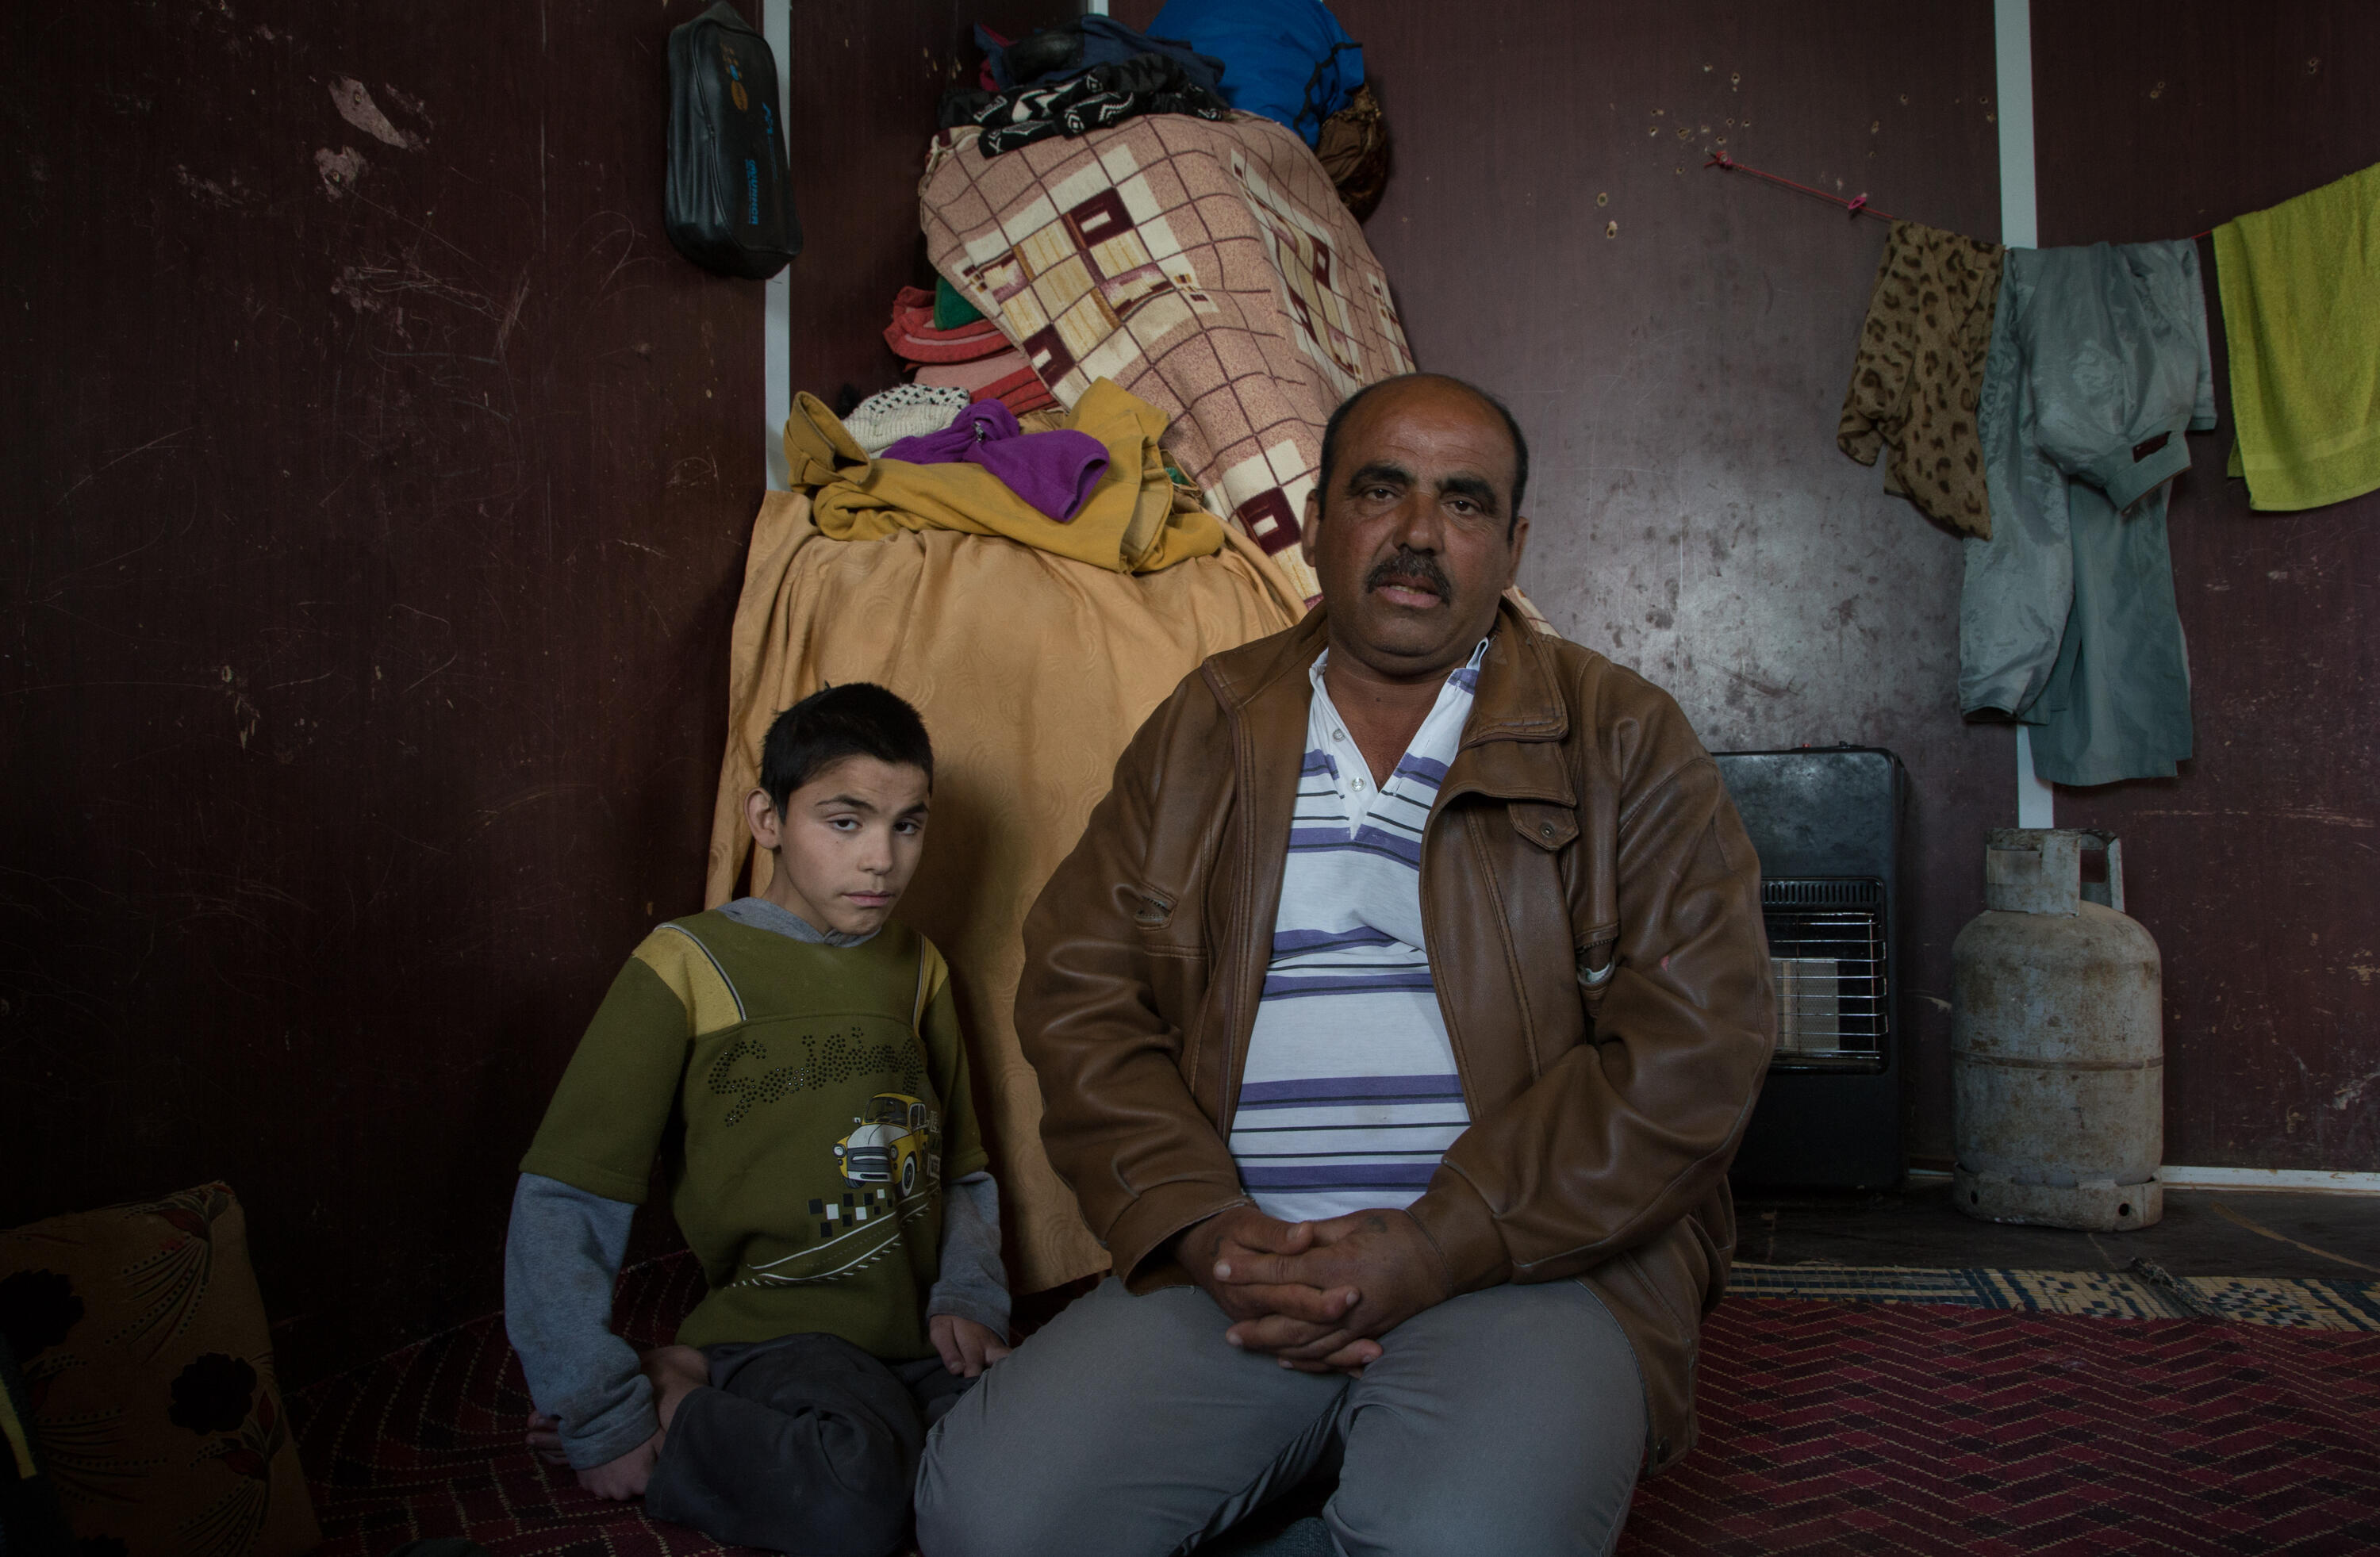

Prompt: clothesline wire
[{"left": 1702, "top": 151, "right": 2221, "bottom": 242}]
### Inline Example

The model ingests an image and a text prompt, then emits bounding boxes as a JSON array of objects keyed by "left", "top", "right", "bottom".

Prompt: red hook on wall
[{"left": 1705, "top": 149, "right": 1898, "bottom": 224}]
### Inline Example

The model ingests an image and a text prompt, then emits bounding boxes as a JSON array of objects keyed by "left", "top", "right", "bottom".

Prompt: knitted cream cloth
[{"left": 843, "top": 384, "right": 970, "bottom": 456}]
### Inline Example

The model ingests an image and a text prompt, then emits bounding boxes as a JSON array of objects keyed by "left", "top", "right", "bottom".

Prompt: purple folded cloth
[{"left": 879, "top": 400, "right": 1111, "bottom": 521}]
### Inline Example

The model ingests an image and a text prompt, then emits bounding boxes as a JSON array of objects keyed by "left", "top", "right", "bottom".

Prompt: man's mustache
[{"left": 1365, "top": 549, "right": 1453, "bottom": 601}]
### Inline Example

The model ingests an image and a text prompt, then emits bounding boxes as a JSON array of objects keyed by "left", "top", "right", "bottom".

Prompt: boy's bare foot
[{"left": 639, "top": 1344, "right": 709, "bottom": 1430}]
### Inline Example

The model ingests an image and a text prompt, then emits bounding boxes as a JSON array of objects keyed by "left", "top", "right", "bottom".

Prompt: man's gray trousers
[{"left": 915, "top": 1277, "right": 1647, "bottom": 1557}]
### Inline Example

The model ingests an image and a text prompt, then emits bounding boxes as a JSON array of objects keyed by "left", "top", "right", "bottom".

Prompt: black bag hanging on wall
[{"left": 666, "top": 1, "right": 800, "bottom": 278}]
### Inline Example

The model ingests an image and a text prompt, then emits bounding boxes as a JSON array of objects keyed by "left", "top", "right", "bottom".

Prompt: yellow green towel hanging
[{"left": 2213, "top": 160, "right": 2380, "bottom": 510}]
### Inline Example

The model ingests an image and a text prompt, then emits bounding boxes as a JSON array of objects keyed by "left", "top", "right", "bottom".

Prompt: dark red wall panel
[
  {"left": 1125, "top": 0, "right": 2009, "bottom": 1162},
  {"left": 0, "top": 0, "right": 1062, "bottom": 1384},
  {"left": 1118, "top": 0, "right": 2378, "bottom": 1172},
  {"left": 0, "top": 0, "right": 765, "bottom": 1386},
  {"left": 2032, "top": 2, "right": 2380, "bottom": 1172},
  {"left": 11, "top": 0, "right": 2357, "bottom": 1400},
  {"left": 779, "top": 3, "right": 1078, "bottom": 407}
]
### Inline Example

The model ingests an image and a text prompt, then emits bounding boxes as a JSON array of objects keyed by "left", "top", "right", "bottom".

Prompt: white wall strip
[
  {"left": 762, "top": 0, "right": 792, "bottom": 489},
  {"left": 1910, "top": 1164, "right": 2379, "bottom": 1195},
  {"left": 1992, "top": 0, "right": 2037, "bottom": 251},
  {"left": 2015, "top": 726, "right": 2055, "bottom": 826},
  {"left": 2155, "top": 1166, "right": 2380, "bottom": 1196},
  {"left": 1994, "top": 0, "right": 2051, "bottom": 826}
]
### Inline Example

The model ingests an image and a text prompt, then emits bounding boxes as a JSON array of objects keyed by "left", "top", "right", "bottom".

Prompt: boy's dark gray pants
[{"left": 645, "top": 1333, "right": 972, "bottom": 1557}]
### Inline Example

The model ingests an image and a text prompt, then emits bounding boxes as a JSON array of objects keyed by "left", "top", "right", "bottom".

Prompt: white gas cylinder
[{"left": 1952, "top": 828, "right": 2163, "bottom": 1232}]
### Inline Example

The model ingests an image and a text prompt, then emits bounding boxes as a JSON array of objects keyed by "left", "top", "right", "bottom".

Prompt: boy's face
[{"left": 744, "top": 755, "right": 931, "bottom": 937}]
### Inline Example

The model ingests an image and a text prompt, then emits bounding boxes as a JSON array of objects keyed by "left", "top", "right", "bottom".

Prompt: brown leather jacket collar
[{"left": 1203, "top": 597, "right": 1572, "bottom": 790}]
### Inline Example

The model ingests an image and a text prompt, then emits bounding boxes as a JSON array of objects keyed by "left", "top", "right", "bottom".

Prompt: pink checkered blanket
[{"left": 920, "top": 113, "right": 1416, "bottom": 605}]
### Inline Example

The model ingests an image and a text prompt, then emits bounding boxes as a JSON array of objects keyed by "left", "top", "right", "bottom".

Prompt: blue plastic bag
[{"left": 1147, "top": 0, "right": 1362, "bottom": 147}]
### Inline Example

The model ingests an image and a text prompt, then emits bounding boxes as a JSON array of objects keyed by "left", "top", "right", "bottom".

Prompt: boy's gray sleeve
[
  {"left": 925, "top": 1172, "right": 1011, "bottom": 1337},
  {"left": 503, "top": 1173, "right": 658, "bottom": 1469}
]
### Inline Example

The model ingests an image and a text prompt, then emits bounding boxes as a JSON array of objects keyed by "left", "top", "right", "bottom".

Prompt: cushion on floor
[
  {"left": 1, "top": 1331, "right": 79, "bottom": 1555},
  {"left": 0, "top": 1183, "right": 321, "bottom": 1557}
]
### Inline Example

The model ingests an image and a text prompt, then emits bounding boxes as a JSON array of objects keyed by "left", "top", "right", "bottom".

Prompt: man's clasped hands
[{"left": 1177, "top": 1203, "right": 1453, "bottom": 1375}]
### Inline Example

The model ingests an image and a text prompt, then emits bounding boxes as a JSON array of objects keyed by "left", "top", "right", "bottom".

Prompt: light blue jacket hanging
[{"left": 1962, "top": 240, "right": 2215, "bottom": 786}]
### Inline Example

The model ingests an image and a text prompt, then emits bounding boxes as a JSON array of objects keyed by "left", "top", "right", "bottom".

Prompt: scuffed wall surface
[
  {"left": 2035, "top": 2, "right": 2380, "bottom": 1172},
  {"left": 0, "top": 0, "right": 1064, "bottom": 1384},
  {"left": 0, "top": 0, "right": 764, "bottom": 1386},
  {"left": 1164, "top": 0, "right": 2011, "bottom": 1161},
  {"left": 778, "top": 3, "right": 1084, "bottom": 407},
  {"left": 1142, "top": 0, "right": 2375, "bottom": 1172}
]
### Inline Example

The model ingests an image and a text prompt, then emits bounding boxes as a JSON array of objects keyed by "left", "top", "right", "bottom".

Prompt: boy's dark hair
[
  {"left": 758, "top": 683, "right": 933, "bottom": 815},
  {"left": 1317, "top": 372, "right": 1531, "bottom": 535}
]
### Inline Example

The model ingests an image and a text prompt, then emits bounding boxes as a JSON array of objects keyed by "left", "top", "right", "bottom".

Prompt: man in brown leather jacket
[{"left": 918, "top": 375, "right": 1773, "bottom": 1557}]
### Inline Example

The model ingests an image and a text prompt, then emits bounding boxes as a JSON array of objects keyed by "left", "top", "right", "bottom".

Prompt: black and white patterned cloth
[{"left": 943, "top": 53, "right": 1230, "bottom": 157}]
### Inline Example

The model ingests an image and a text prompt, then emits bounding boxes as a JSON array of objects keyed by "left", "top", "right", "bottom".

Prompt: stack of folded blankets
[{"left": 884, "top": 278, "right": 1056, "bottom": 418}]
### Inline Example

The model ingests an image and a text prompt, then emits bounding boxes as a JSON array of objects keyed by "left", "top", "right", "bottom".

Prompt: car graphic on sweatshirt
[{"left": 832, "top": 1093, "right": 940, "bottom": 1195}]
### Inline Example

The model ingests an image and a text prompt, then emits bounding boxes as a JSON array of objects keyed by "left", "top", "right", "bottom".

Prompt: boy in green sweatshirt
[{"left": 504, "top": 683, "right": 1008, "bottom": 1557}]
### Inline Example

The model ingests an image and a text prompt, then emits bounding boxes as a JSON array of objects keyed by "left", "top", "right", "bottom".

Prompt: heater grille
[{"left": 1761, "top": 876, "right": 1887, "bottom": 1072}]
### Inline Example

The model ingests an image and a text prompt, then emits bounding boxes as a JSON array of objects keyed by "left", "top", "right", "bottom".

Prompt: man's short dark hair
[
  {"left": 758, "top": 683, "right": 933, "bottom": 815},
  {"left": 1316, "top": 373, "right": 1530, "bottom": 535}
]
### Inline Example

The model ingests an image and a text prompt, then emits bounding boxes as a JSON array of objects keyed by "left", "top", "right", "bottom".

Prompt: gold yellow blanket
[
  {"left": 705, "top": 496, "right": 1300, "bottom": 1291},
  {"left": 783, "top": 378, "right": 1226, "bottom": 574}
]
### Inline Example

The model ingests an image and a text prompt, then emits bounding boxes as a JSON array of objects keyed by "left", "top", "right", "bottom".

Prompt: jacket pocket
[
  {"left": 1129, "top": 881, "right": 1209, "bottom": 1076},
  {"left": 1509, "top": 800, "right": 1577, "bottom": 852}
]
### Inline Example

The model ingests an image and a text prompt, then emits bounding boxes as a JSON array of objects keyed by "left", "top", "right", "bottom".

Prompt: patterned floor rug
[
  {"left": 1619, "top": 1296, "right": 2380, "bottom": 1555},
  {"left": 297, "top": 1255, "right": 730, "bottom": 1557},
  {"left": 294, "top": 1254, "right": 2380, "bottom": 1556},
  {"left": 1732, "top": 1262, "right": 2380, "bottom": 1331}
]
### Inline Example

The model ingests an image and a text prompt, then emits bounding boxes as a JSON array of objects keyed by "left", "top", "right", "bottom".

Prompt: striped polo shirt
[{"left": 1226, "top": 639, "right": 1488, "bottom": 1224}]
